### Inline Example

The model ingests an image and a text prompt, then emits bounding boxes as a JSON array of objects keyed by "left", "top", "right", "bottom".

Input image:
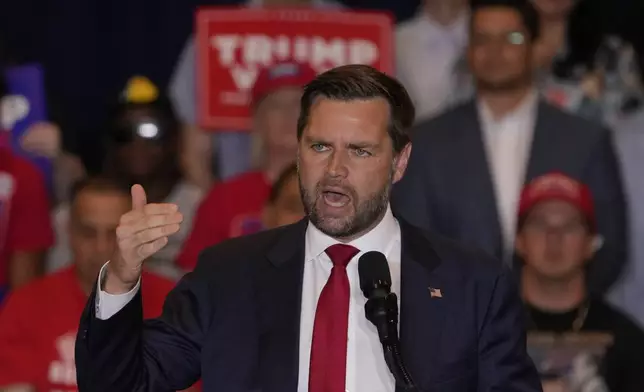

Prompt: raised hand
[{"left": 105, "top": 184, "right": 183, "bottom": 294}]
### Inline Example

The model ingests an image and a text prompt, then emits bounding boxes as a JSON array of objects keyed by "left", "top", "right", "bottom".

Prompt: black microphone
[{"left": 358, "top": 251, "right": 417, "bottom": 391}]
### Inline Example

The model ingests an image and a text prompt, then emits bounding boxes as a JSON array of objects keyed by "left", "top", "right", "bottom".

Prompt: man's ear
[
  {"left": 586, "top": 234, "right": 603, "bottom": 260},
  {"left": 392, "top": 142, "right": 411, "bottom": 184}
]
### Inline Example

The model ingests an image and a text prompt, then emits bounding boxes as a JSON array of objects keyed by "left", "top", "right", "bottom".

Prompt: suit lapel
[
  {"left": 398, "top": 221, "right": 445, "bottom": 390},
  {"left": 524, "top": 101, "right": 554, "bottom": 182},
  {"left": 255, "top": 219, "right": 308, "bottom": 392},
  {"left": 524, "top": 100, "right": 578, "bottom": 180},
  {"left": 455, "top": 101, "right": 503, "bottom": 257}
]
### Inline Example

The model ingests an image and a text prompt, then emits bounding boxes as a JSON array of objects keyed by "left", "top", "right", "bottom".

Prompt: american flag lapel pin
[{"left": 429, "top": 287, "right": 442, "bottom": 298}]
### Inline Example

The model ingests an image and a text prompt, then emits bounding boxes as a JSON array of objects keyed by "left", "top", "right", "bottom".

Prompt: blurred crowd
[{"left": 1, "top": 0, "right": 644, "bottom": 390}]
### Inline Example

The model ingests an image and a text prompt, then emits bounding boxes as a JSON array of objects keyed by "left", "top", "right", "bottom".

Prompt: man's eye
[
  {"left": 355, "top": 148, "right": 371, "bottom": 157},
  {"left": 311, "top": 144, "right": 329, "bottom": 152}
]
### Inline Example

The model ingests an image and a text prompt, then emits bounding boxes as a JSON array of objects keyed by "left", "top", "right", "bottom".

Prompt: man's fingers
[
  {"left": 118, "top": 223, "right": 179, "bottom": 257},
  {"left": 119, "top": 203, "right": 179, "bottom": 225},
  {"left": 116, "top": 193, "right": 181, "bottom": 265},
  {"left": 131, "top": 184, "right": 147, "bottom": 211},
  {"left": 139, "top": 237, "right": 169, "bottom": 258},
  {"left": 134, "top": 224, "right": 181, "bottom": 245},
  {"left": 117, "top": 212, "right": 183, "bottom": 238},
  {"left": 142, "top": 203, "right": 178, "bottom": 216}
]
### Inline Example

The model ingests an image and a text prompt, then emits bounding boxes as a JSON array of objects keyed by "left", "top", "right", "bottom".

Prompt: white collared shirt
[
  {"left": 297, "top": 205, "right": 400, "bottom": 392},
  {"left": 395, "top": 11, "right": 469, "bottom": 122},
  {"left": 95, "top": 206, "right": 401, "bottom": 392},
  {"left": 478, "top": 91, "right": 538, "bottom": 259}
]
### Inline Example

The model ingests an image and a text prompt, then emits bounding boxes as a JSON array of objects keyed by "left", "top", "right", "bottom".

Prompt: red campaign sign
[{"left": 196, "top": 7, "right": 394, "bottom": 131}]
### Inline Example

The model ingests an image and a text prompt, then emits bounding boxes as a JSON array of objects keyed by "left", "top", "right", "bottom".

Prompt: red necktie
[{"left": 308, "top": 244, "right": 360, "bottom": 392}]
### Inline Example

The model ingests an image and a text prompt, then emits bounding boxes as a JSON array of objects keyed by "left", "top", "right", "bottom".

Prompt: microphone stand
[
  {"left": 383, "top": 341, "right": 418, "bottom": 391},
  {"left": 365, "top": 294, "right": 418, "bottom": 391}
]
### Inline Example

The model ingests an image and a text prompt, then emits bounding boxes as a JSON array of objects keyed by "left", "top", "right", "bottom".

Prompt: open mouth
[{"left": 322, "top": 189, "right": 351, "bottom": 208}]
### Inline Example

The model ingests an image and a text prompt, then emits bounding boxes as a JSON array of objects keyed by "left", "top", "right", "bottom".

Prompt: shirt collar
[
  {"left": 304, "top": 204, "right": 399, "bottom": 262},
  {"left": 478, "top": 89, "right": 539, "bottom": 125}
]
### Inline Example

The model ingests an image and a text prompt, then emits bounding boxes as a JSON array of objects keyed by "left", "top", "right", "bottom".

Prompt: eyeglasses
[{"left": 471, "top": 31, "right": 526, "bottom": 47}]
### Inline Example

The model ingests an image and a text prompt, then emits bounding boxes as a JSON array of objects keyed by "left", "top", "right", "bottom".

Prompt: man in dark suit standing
[
  {"left": 75, "top": 65, "right": 541, "bottom": 392},
  {"left": 393, "top": 0, "right": 627, "bottom": 295}
]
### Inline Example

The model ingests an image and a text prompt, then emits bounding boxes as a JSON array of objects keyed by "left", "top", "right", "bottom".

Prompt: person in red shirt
[
  {"left": 177, "top": 62, "right": 316, "bottom": 271},
  {"left": 0, "top": 176, "right": 176, "bottom": 392},
  {"left": 0, "top": 144, "right": 54, "bottom": 292},
  {"left": 0, "top": 74, "right": 55, "bottom": 293}
]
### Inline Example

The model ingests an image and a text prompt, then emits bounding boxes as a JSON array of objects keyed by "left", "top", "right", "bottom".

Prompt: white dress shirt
[
  {"left": 478, "top": 92, "right": 538, "bottom": 259},
  {"left": 96, "top": 205, "right": 401, "bottom": 392},
  {"left": 395, "top": 11, "right": 469, "bottom": 122}
]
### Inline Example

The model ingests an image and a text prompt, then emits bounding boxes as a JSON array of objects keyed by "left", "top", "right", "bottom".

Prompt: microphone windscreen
[{"left": 358, "top": 251, "right": 392, "bottom": 298}]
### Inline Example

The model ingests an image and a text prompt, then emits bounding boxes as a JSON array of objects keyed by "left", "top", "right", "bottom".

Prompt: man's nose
[{"left": 326, "top": 150, "right": 349, "bottom": 178}]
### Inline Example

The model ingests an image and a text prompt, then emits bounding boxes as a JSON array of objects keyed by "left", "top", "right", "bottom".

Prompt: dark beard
[{"left": 299, "top": 171, "right": 393, "bottom": 240}]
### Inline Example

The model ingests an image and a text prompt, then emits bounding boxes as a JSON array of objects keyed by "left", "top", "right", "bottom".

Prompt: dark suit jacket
[
  {"left": 75, "top": 219, "right": 541, "bottom": 392},
  {"left": 392, "top": 100, "right": 628, "bottom": 295}
]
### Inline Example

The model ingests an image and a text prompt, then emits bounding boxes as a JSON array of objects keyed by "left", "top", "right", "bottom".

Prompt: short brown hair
[
  {"left": 470, "top": 0, "right": 541, "bottom": 41},
  {"left": 297, "top": 64, "right": 415, "bottom": 153}
]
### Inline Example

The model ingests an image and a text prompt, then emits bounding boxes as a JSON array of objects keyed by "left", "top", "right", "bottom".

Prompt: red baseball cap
[
  {"left": 518, "top": 172, "right": 596, "bottom": 230},
  {"left": 251, "top": 62, "right": 317, "bottom": 106}
]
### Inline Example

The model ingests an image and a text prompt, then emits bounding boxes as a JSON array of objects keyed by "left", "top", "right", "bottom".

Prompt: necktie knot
[{"left": 325, "top": 244, "right": 359, "bottom": 268}]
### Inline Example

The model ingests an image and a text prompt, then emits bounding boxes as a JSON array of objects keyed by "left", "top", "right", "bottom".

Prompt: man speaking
[{"left": 75, "top": 65, "right": 541, "bottom": 391}]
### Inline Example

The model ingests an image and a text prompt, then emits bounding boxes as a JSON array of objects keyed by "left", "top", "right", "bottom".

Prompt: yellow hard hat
[{"left": 122, "top": 76, "right": 159, "bottom": 104}]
